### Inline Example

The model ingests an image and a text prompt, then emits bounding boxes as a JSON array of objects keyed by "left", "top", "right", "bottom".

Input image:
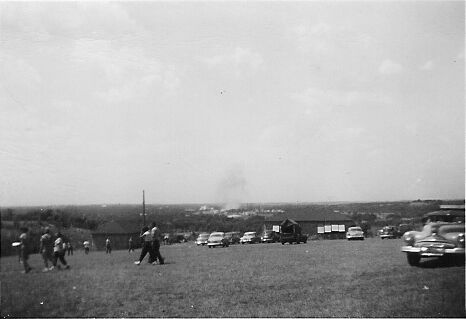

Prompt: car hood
[{"left": 408, "top": 223, "right": 464, "bottom": 243}]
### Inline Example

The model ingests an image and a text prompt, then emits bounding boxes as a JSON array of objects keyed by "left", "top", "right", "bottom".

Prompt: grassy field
[{"left": 1, "top": 238, "right": 464, "bottom": 317}]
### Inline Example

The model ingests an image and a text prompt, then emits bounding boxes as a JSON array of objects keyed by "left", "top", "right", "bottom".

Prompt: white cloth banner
[
  {"left": 324, "top": 225, "right": 332, "bottom": 233},
  {"left": 339, "top": 225, "right": 345, "bottom": 232},
  {"left": 317, "top": 226, "right": 324, "bottom": 234},
  {"left": 331, "top": 225, "right": 339, "bottom": 232}
]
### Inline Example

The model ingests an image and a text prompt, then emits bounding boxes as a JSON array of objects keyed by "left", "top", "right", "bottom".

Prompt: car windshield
[
  {"left": 349, "top": 227, "right": 362, "bottom": 231},
  {"left": 198, "top": 234, "right": 209, "bottom": 239},
  {"left": 244, "top": 232, "right": 256, "bottom": 236},
  {"left": 210, "top": 233, "right": 224, "bottom": 238},
  {"left": 424, "top": 214, "right": 465, "bottom": 224}
]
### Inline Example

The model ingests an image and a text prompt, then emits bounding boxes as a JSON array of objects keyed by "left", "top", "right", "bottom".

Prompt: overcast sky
[{"left": 0, "top": 1, "right": 464, "bottom": 206}]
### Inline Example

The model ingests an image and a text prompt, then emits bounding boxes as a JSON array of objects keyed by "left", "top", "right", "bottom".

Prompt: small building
[
  {"left": 91, "top": 220, "right": 141, "bottom": 251},
  {"left": 264, "top": 208, "right": 354, "bottom": 239}
]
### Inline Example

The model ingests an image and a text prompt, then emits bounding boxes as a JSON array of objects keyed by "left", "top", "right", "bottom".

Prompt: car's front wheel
[{"left": 407, "top": 253, "right": 420, "bottom": 266}]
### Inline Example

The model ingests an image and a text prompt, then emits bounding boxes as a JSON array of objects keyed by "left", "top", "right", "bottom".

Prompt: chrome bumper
[{"left": 401, "top": 246, "right": 465, "bottom": 256}]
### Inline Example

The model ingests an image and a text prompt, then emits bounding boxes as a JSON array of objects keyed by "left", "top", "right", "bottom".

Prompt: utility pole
[{"left": 142, "top": 190, "right": 146, "bottom": 227}]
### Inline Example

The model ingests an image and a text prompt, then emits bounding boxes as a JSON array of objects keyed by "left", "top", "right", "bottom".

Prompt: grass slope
[{"left": 1, "top": 238, "right": 464, "bottom": 317}]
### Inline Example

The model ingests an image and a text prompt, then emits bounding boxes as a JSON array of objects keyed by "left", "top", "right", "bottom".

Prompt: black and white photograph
[{"left": 0, "top": 0, "right": 464, "bottom": 317}]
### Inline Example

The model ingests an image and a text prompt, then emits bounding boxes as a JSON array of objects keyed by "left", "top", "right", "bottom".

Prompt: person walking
[
  {"left": 134, "top": 226, "right": 154, "bottom": 265},
  {"left": 39, "top": 227, "right": 54, "bottom": 272},
  {"left": 150, "top": 222, "right": 164, "bottom": 265},
  {"left": 67, "top": 242, "right": 73, "bottom": 256},
  {"left": 19, "top": 227, "right": 32, "bottom": 274},
  {"left": 128, "top": 237, "right": 134, "bottom": 253},
  {"left": 105, "top": 238, "right": 112, "bottom": 254},
  {"left": 53, "top": 233, "right": 70, "bottom": 269}
]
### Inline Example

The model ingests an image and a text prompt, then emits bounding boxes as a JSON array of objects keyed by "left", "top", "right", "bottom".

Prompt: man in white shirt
[
  {"left": 150, "top": 222, "right": 164, "bottom": 265},
  {"left": 134, "top": 226, "right": 153, "bottom": 265},
  {"left": 105, "top": 238, "right": 112, "bottom": 254}
]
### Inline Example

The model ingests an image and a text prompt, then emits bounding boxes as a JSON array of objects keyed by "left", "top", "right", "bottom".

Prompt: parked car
[
  {"left": 163, "top": 233, "right": 188, "bottom": 244},
  {"left": 225, "top": 232, "right": 241, "bottom": 245},
  {"left": 261, "top": 230, "right": 279, "bottom": 243},
  {"left": 401, "top": 206, "right": 465, "bottom": 266},
  {"left": 195, "top": 233, "right": 210, "bottom": 246},
  {"left": 397, "top": 224, "right": 413, "bottom": 237},
  {"left": 207, "top": 232, "right": 229, "bottom": 248},
  {"left": 380, "top": 226, "right": 398, "bottom": 239},
  {"left": 240, "top": 232, "right": 261, "bottom": 244},
  {"left": 346, "top": 226, "right": 365, "bottom": 240}
]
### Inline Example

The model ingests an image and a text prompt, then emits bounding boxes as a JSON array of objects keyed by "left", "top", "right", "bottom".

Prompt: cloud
[
  {"left": 203, "top": 47, "right": 263, "bottom": 76},
  {"left": 70, "top": 38, "right": 180, "bottom": 102},
  {"left": 292, "top": 23, "right": 373, "bottom": 55},
  {"left": 291, "top": 87, "right": 391, "bottom": 118},
  {"left": 378, "top": 59, "right": 403, "bottom": 75},
  {"left": 419, "top": 60, "right": 434, "bottom": 71},
  {"left": 0, "top": 2, "right": 143, "bottom": 40},
  {"left": 0, "top": 52, "right": 43, "bottom": 110}
]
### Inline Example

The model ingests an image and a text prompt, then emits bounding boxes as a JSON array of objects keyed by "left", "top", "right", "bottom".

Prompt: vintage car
[
  {"left": 401, "top": 205, "right": 465, "bottom": 266},
  {"left": 380, "top": 226, "right": 398, "bottom": 239},
  {"left": 163, "top": 233, "right": 189, "bottom": 244},
  {"left": 346, "top": 226, "right": 365, "bottom": 240},
  {"left": 397, "top": 223, "right": 413, "bottom": 237},
  {"left": 261, "top": 230, "right": 280, "bottom": 243},
  {"left": 207, "top": 232, "right": 229, "bottom": 248},
  {"left": 225, "top": 232, "right": 241, "bottom": 245},
  {"left": 240, "top": 232, "right": 261, "bottom": 244},
  {"left": 195, "top": 233, "right": 210, "bottom": 246}
]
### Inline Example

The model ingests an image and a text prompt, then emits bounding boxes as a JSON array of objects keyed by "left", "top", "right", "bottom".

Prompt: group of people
[
  {"left": 134, "top": 222, "right": 164, "bottom": 265},
  {"left": 17, "top": 226, "right": 71, "bottom": 274},
  {"left": 15, "top": 222, "right": 165, "bottom": 274}
]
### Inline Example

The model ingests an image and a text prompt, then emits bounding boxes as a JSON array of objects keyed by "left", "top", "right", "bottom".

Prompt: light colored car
[
  {"left": 195, "top": 233, "right": 210, "bottom": 246},
  {"left": 401, "top": 206, "right": 465, "bottom": 266},
  {"left": 207, "top": 232, "right": 229, "bottom": 248},
  {"left": 346, "top": 226, "right": 365, "bottom": 240},
  {"left": 240, "top": 232, "right": 261, "bottom": 244}
]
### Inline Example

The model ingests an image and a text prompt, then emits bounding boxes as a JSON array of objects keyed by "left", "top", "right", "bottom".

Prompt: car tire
[{"left": 407, "top": 253, "right": 420, "bottom": 266}]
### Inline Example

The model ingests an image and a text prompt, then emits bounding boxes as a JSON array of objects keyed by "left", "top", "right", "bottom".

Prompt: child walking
[{"left": 19, "top": 227, "right": 32, "bottom": 274}]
